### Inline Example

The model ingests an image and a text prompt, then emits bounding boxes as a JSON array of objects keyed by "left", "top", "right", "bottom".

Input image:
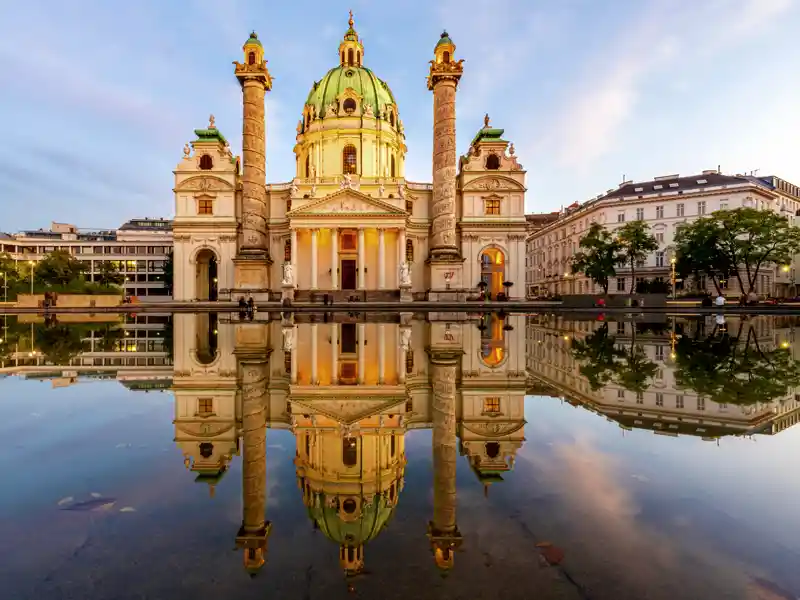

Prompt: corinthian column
[
  {"left": 427, "top": 348, "right": 463, "bottom": 572},
  {"left": 427, "top": 32, "right": 463, "bottom": 261},
  {"left": 235, "top": 358, "right": 271, "bottom": 575},
  {"left": 234, "top": 33, "right": 273, "bottom": 292}
]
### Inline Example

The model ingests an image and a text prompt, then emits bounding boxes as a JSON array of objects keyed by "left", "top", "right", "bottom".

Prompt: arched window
[
  {"left": 305, "top": 155, "right": 310, "bottom": 178},
  {"left": 390, "top": 435, "right": 396, "bottom": 457},
  {"left": 199, "top": 442, "right": 214, "bottom": 459},
  {"left": 342, "top": 144, "right": 357, "bottom": 174},
  {"left": 284, "top": 239, "right": 291, "bottom": 261},
  {"left": 389, "top": 111, "right": 395, "bottom": 127},
  {"left": 356, "top": 51, "right": 361, "bottom": 66},
  {"left": 248, "top": 52, "right": 256, "bottom": 65},
  {"left": 348, "top": 49, "right": 354, "bottom": 66},
  {"left": 341, "top": 51, "right": 345, "bottom": 64},
  {"left": 406, "top": 199, "right": 413, "bottom": 212},
  {"left": 199, "top": 154, "right": 213, "bottom": 170},
  {"left": 342, "top": 437, "right": 358, "bottom": 467},
  {"left": 390, "top": 154, "right": 396, "bottom": 178},
  {"left": 443, "top": 51, "right": 450, "bottom": 63},
  {"left": 486, "top": 153, "right": 501, "bottom": 170},
  {"left": 405, "top": 238, "right": 414, "bottom": 263},
  {"left": 343, "top": 98, "right": 357, "bottom": 114},
  {"left": 485, "top": 442, "right": 500, "bottom": 459}
]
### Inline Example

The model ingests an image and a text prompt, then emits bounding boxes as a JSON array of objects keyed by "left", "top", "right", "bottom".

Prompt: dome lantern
[{"left": 338, "top": 10, "right": 364, "bottom": 67}]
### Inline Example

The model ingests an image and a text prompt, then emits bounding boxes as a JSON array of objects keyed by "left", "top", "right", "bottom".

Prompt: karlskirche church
[{"left": 172, "top": 13, "right": 528, "bottom": 302}]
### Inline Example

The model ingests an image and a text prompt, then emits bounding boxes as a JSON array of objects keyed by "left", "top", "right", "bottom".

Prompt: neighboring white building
[
  {"left": 526, "top": 171, "right": 800, "bottom": 298},
  {"left": 0, "top": 218, "right": 174, "bottom": 299}
]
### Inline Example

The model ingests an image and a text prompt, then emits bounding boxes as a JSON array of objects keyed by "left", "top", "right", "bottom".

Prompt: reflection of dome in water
[{"left": 307, "top": 493, "right": 395, "bottom": 546}]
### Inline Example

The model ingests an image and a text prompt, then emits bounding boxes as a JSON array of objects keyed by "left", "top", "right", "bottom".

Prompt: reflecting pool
[{"left": 1, "top": 312, "right": 799, "bottom": 599}]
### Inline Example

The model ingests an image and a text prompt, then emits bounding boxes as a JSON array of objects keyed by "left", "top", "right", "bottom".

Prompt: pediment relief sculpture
[{"left": 175, "top": 176, "right": 234, "bottom": 193}]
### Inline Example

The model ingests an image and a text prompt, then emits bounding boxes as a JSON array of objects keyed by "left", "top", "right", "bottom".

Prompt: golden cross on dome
[{"left": 348, "top": 9, "right": 354, "bottom": 27}]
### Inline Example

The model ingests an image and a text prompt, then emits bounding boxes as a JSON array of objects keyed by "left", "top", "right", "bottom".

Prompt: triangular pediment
[
  {"left": 290, "top": 396, "right": 406, "bottom": 425},
  {"left": 288, "top": 188, "right": 407, "bottom": 217}
]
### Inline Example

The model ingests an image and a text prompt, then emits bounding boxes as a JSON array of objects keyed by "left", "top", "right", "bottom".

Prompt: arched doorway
[
  {"left": 195, "top": 249, "right": 218, "bottom": 301},
  {"left": 479, "top": 314, "right": 506, "bottom": 367},
  {"left": 479, "top": 247, "right": 505, "bottom": 299},
  {"left": 195, "top": 313, "right": 219, "bottom": 365}
]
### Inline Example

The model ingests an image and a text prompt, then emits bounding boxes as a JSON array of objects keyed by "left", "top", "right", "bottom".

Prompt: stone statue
[
  {"left": 509, "top": 143, "right": 515, "bottom": 156},
  {"left": 397, "top": 183, "right": 406, "bottom": 199},
  {"left": 310, "top": 164, "right": 316, "bottom": 179},
  {"left": 364, "top": 103, "right": 374, "bottom": 117},
  {"left": 290, "top": 180, "right": 299, "bottom": 196},
  {"left": 282, "top": 327, "right": 295, "bottom": 352},
  {"left": 297, "top": 119, "right": 303, "bottom": 134},
  {"left": 341, "top": 173, "right": 352, "bottom": 189},
  {"left": 282, "top": 262, "right": 294, "bottom": 286},
  {"left": 310, "top": 183, "right": 317, "bottom": 197},
  {"left": 326, "top": 102, "right": 338, "bottom": 117},
  {"left": 224, "top": 142, "right": 232, "bottom": 156},
  {"left": 310, "top": 105, "right": 316, "bottom": 120},
  {"left": 380, "top": 106, "right": 387, "bottom": 120},
  {"left": 399, "top": 261, "right": 411, "bottom": 286},
  {"left": 209, "top": 114, "right": 216, "bottom": 129},
  {"left": 483, "top": 113, "right": 490, "bottom": 128},
  {"left": 378, "top": 182, "right": 385, "bottom": 197},
  {"left": 398, "top": 119, "right": 404, "bottom": 134},
  {"left": 400, "top": 327, "right": 412, "bottom": 352},
  {"left": 183, "top": 143, "right": 191, "bottom": 157}
]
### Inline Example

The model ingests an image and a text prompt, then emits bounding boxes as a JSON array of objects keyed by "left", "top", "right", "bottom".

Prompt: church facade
[{"left": 172, "top": 14, "right": 528, "bottom": 303}]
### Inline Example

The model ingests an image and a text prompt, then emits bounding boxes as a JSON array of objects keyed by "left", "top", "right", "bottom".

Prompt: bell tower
[{"left": 233, "top": 32, "right": 274, "bottom": 297}]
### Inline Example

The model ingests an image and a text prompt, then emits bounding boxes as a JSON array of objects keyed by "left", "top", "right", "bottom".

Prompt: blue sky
[{"left": 1, "top": 0, "right": 798, "bottom": 232}]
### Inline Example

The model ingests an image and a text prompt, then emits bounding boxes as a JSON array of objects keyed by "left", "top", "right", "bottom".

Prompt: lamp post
[
  {"left": 670, "top": 257, "right": 677, "bottom": 300},
  {"left": 28, "top": 260, "right": 35, "bottom": 295}
]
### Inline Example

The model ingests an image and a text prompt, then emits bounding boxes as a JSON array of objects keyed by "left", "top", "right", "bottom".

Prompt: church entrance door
[{"left": 341, "top": 259, "right": 357, "bottom": 290}]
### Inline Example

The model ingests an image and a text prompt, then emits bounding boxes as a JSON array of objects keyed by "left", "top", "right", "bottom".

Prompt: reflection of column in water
[
  {"left": 235, "top": 359, "right": 270, "bottom": 576},
  {"left": 427, "top": 350, "right": 462, "bottom": 571}
]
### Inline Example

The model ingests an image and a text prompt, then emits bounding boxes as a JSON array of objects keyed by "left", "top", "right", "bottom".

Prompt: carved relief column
[
  {"left": 331, "top": 228, "right": 339, "bottom": 290},
  {"left": 235, "top": 355, "right": 271, "bottom": 574},
  {"left": 357, "top": 228, "right": 366, "bottom": 290},
  {"left": 427, "top": 32, "right": 463, "bottom": 262},
  {"left": 310, "top": 229, "right": 318, "bottom": 290},
  {"left": 234, "top": 33, "right": 273, "bottom": 293},
  {"left": 427, "top": 347, "right": 463, "bottom": 572},
  {"left": 378, "top": 324, "right": 386, "bottom": 384},
  {"left": 378, "top": 228, "right": 386, "bottom": 289},
  {"left": 290, "top": 229, "right": 298, "bottom": 284},
  {"left": 290, "top": 324, "right": 298, "bottom": 384}
]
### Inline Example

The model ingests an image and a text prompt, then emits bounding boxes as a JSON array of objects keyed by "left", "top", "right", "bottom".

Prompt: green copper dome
[
  {"left": 306, "top": 65, "right": 396, "bottom": 118},
  {"left": 436, "top": 31, "right": 454, "bottom": 48},
  {"left": 244, "top": 31, "right": 262, "bottom": 47},
  {"left": 307, "top": 494, "right": 395, "bottom": 546}
]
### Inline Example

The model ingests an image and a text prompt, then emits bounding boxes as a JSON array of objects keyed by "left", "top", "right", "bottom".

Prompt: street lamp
[
  {"left": 670, "top": 257, "right": 677, "bottom": 300},
  {"left": 28, "top": 260, "right": 35, "bottom": 295}
]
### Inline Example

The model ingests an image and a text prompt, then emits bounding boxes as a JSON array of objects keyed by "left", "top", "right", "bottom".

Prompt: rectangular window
[
  {"left": 616, "top": 321, "right": 625, "bottom": 335},
  {"left": 677, "top": 203, "right": 684, "bottom": 217},
  {"left": 485, "top": 198, "right": 501, "bottom": 215},
  {"left": 656, "top": 251, "right": 665, "bottom": 267},
  {"left": 720, "top": 202, "right": 728, "bottom": 211},
  {"left": 198, "top": 198, "right": 213, "bottom": 215},
  {"left": 697, "top": 398, "right": 705, "bottom": 411},
  {"left": 656, "top": 205, "right": 664, "bottom": 219},
  {"left": 617, "top": 212, "right": 626, "bottom": 223},
  {"left": 617, "top": 389, "right": 625, "bottom": 399},
  {"left": 483, "top": 397, "right": 501, "bottom": 413},
  {"left": 636, "top": 392, "right": 644, "bottom": 404},
  {"left": 656, "top": 232, "right": 664, "bottom": 243},
  {"left": 655, "top": 345, "right": 665, "bottom": 360},
  {"left": 636, "top": 207, "right": 644, "bottom": 220},
  {"left": 698, "top": 200, "right": 706, "bottom": 215},
  {"left": 198, "top": 398, "right": 213, "bottom": 414},
  {"left": 616, "top": 277, "right": 625, "bottom": 292},
  {"left": 656, "top": 393, "right": 664, "bottom": 407},
  {"left": 676, "top": 395, "right": 684, "bottom": 409}
]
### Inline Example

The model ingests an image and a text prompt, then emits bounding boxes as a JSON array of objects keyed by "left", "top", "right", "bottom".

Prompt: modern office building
[
  {"left": 0, "top": 218, "right": 173, "bottom": 299},
  {"left": 525, "top": 172, "right": 800, "bottom": 298}
]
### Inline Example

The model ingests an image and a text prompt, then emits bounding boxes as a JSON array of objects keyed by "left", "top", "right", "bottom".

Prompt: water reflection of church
[{"left": 171, "top": 311, "right": 527, "bottom": 579}]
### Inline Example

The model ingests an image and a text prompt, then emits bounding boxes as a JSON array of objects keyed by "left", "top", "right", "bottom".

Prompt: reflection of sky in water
[{"left": 1, "top": 379, "right": 799, "bottom": 599}]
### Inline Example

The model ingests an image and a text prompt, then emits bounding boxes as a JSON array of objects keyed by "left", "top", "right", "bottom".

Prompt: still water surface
[{"left": 1, "top": 312, "right": 799, "bottom": 599}]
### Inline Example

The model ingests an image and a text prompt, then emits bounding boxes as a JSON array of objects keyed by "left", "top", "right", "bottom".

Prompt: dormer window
[
  {"left": 248, "top": 52, "right": 255, "bottom": 65},
  {"left": 486, "top": 153, "right": 500, "bottom": 170},
  {"left": 199, "top": 154, "right": 213, "bottom": 170},
  {"left": 343, "top": 98, "right": 357, "bottom": 114}
]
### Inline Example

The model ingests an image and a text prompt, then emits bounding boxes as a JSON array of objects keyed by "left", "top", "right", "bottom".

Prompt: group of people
[{"left": 237, "top": 296, "right": 256, "bottom": 320}]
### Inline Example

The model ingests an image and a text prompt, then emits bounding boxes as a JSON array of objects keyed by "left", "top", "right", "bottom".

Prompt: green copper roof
[
  {"left": 194, "top": 128, "right": 228, "bottom": 145},
  {"left": 307, "top": 493, "right": 395, "bottom": 546},
  {"left": 306, "top": 65, "right": 396, "bottom": 118},
  {"left": 471, "top": 127, "right": 506, "bottom": 146},
  {"left": 244, "top": 32, "right": 262, "bottom": 47},
  {"left": 344, "top": 27, "right": 359, "bottom": 42},
  {"left": 436, "top": 31, "right": 454, "bottom": 48}
]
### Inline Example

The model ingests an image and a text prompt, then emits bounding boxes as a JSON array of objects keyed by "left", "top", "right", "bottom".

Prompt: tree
[
  {"left": 674, "top": 217, "right": 736, "bottom": 295},
  {"left": 714, "top": 208, "right": 800, "bottom": 294},
  {"left": 35, "top": 250, "right": 86, "bottom": 287},
  {"left": 96, "top": 261, "right": 124, "bottom": 287},
  {"left": 163, "top": 251, "right": 174, "bottom": 296},
  {"left": 570, "top": 223, "right": 622, "bottom": 294},
  {"left": 34, "top": 324, "right": 89, "bottom": 365},
  {"left": 616, "top": 221, "right": 658, "bottom": 294},
  {"left": 0, "top": 253, "right": 20, "bottom": 300},
  {"left": 570, "top": 324, "right": 624, "bottom": 389}
]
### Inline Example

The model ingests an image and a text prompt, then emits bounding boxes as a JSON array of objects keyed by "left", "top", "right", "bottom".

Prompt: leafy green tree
[
  {"left": 674, "top": 321, "right": 800, "bottom": 405},
  {"left": 570, "top": 223, "right": 622, "bottom": 294},
  {"left": 163, "top": 251, "right": 174, "bottom": 295},
  {"left": 616, "top": 221, "right": 659, "bottom": 294},
  {"left": 673, "top": 217, "right": 734, "bottom": 295},
  {"left": 96, "top": 261, "right": 124, "bottom": 287},
  {"left": 35, "top": 250, "right": 86, "bottom": 287},
  {"left": 713, "top": 208, "right": 800, "bottom": 294},
  {"left": 34, "top": 324, "right": 89, "bottom": 365},
  {"left": 570, "top": 324, "right": 624, "bottom": 389}
]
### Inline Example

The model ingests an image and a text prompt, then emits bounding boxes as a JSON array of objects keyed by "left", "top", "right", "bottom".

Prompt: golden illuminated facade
[
  {"left": 170, "top": 311, "right": 527, "bottom": 580},
  {"left": 172, "top": 14, "right": 528, "bottom": 304}
]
